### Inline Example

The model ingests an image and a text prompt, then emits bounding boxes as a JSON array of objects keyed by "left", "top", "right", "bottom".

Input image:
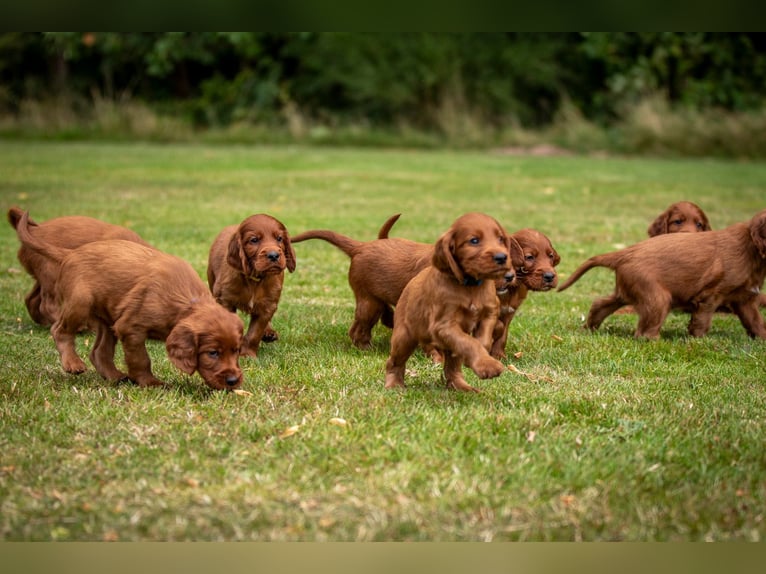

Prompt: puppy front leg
[
  {"left": 436, "top": 325, "right": 505, "bottom": 380},
  {"left": 122, "top": 333, "right": 165, "bottom": 387},
  {"left": 89, "top": 324, "right": 128, "bottom": 381},
  {"left": 731, "top": 299, "right": 766, "bottom": 339},
  {"left": 443, "top": 352, "right": 479, "bottom": 392},
  {"left": 242, "top": 300, "right": 279, "bottom": 357},
  {"left": 385, "top": 330, "right": 418, "bottom": 389}
]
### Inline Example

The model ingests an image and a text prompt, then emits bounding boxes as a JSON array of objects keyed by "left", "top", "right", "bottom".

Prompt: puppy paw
[
  {"left": 472, "top": 356, "right": 505, "bottom": 379},
  {"left": 262, "top": 328, "right": 279, "bottom": 343},
  {"left": 384, "top": 373, "right": 406, "bottom": 390},
  {"left": 62, "top": 357, "right": 87, "bottom": 374}
]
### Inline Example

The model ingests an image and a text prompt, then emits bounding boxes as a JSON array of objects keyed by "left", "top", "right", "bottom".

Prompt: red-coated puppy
[
  {"left": 15, "top": 211, "right": 243, "bottom": 390},
  {"left": 647, "top": 201, "right": 711, "bottom": 237},
  {"left": 385, "top": 212, "right": 513, "bottom": 392},
  {"left": 207, "top": 214, "right": 296, "bottom": 357},
  {"left": 558, "top": 209, "right": 766, "bottom": 340}
]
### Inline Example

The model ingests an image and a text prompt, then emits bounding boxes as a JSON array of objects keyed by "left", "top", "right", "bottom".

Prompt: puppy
[
  {"left": 491, "top": 228, "right": 560, "bottom": 358},
  {"left": 15, "top": 211, "right": 243, "bottom": 390},
  {"left": 384, "top": 212, "right": 513, "bottom": 392},
  {"left": 291, "top": 214, "right": 524, "bottom": 353},
  {"left": 207, "top": 214, "right": 296, "bottom": 358},
  {"left": 557, "top": 209, "right": 766, "bottom": 339},
  {"left": 648, "top": 201, "right": 711, "bottom": 237},
  {"left": 7, "top": 206, "right": 150, "bottom": 327}
]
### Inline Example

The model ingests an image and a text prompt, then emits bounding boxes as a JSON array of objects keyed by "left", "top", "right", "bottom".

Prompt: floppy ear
[
  {"left": 647, "top": 210, "right": 669, "bottom": 237},
  {"left": 750, "top": 211, "right": 766, "bottom": 259},
  {"left": 508, "top": 236, "right": 525, "bottom": 270},
  {"left": 432, "top": 230, "right": 464, "bottom": 282},
  {"left": 226, "top": 232, "right": 249, "bottom": 274},
  {"left": 698, "top": 210, "right": 712, "bottom": 231},
  {"left": 166, "top": 322, "right": 198, "bottom": 375},
  {"left": 550, "top": 242, "right": 561, "bottom": 266},
  {"left": 282, "top": 230, "right": 297, "bottom": 273}
]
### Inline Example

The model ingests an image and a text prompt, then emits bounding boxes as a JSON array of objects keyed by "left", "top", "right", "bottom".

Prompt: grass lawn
[{"left": 0, "top": 140, "right": 765, "bottom": 541}]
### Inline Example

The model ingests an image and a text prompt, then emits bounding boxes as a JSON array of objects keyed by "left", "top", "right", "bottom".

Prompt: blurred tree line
[{"left": 1, "top": 32, "right": 765, "bottom": 132}]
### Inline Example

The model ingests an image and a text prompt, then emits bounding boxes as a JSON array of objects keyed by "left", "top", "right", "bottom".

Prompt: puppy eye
[
  {"left": 207, "top": 350, "right": 220, "bottom": 358},
  {"left": 525, "top": 254, "right": 535, "bottom": 261},
  {"left": 248, "top": 237, "right": 260, "bottom": 244},
  {"left": 276, "top": 236, "right": 283, "bottom": 243},
  {"left": 469, "top": 237, "right": 480, "bottom": 245},
  {"left": 672, "top": 219, "right": 683, "bottom": 226},
  {"left": 696, "top": 222, "right": 704, "bottom": 229}
]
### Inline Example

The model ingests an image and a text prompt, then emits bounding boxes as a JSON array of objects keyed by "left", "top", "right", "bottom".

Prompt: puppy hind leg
[
  {"left": 586, "top": 293, "right": 625, "bottom": 330},
  {"left": 89, "top": 324, "right": 128, "bottom": 381},
  {"left": 634, "top": 302, "right": 670, "bottom": 339},
  {"left": 349, "top": 297, "right": 385, "bottom": 349},
  {"left": 51, "top": 319, "right": 88, "bottom": 374}
]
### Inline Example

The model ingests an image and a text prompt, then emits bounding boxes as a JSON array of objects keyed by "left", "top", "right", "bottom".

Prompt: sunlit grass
[{"left": 1, "top": 141, "right": 765, "bottom": 540}]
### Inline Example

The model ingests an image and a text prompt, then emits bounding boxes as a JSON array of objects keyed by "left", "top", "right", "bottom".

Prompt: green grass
[{"left": 1, "top": 140, "right": 765, "bottom": 541}]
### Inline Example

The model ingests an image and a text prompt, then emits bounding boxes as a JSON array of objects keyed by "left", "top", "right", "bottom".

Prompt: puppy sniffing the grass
[{"left": 15, "top": 211, "right": 244, "bottom": 390}]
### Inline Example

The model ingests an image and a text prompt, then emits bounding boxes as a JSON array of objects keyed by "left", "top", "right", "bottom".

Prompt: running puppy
[
  {"left": 557, "top": 209, "right": 766, "bottom": 339},
  {"left": 384, "top": 212, "right": 513, "bottom": 392}
]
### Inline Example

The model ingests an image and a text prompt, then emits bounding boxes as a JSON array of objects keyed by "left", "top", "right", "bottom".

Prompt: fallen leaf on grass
[
  {"left": 551, "top": 334, "right": 563, "bottom": 342},
  {"left": 329, "top": 417, "right": 348, "bottom": 427},
  {"left": 526, "top": 431, "right": 536, "bottom": 443},
  {"left": 279, "top": 425, "right": 301, "bottom": 439},
  {"left": 232, "top": 389, "right": 253, "bottom": 397},
  {"left": 513, "top": 351, "right": 523, "bottom": 359}
]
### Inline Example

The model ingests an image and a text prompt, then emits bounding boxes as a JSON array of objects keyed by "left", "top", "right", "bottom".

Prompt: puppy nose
[
  {"left": 266, "top": 251, "right": 280, "bottom": 262},
  {"left": 225, "top": 375, "right": 241, "bottom": 387},
  {"left": 504, "top": 271, "right": 515, "bottom": 283},
  {"left": 543, "top": 272, "right": 556, "bottom": 283},
  {"left": 493, "top": 253, "right": 508, "bottom": 265}
]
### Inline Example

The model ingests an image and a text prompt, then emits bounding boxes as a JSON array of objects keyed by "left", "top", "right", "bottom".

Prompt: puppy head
[
  {"left": 226, "top": 214, "right": 296, "bottom": 279},
  {"left": 432, "top": 212, "right": 512, "bottom": 283},
  {"left": 166, "top": 303, "right": 244, "bottom": 390},
  {"left": 750, "top": 209, "right": 766, "bottom": 259},
  {"left": 648, "top": 201, "right": 711, "bottom": 237},
  {"left": 511, "top": 228, "right": 560, "bottom": 291}
]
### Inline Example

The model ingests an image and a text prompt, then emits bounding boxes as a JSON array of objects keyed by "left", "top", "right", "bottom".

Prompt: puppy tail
[
  {"left": 377, "top": 213, "right": 401, "bottom": 239},
  {"left": 7, "top": 206, "right": 37, "bottom": 230},
  {"left": 289, "top": 229, "right": 363, "bottom": 257},
  {"left": 557, "top": 254, "right": 614, "bottom": 292},
  {"left": 13, "top": 210, "right": 69, "bottom": 264}
]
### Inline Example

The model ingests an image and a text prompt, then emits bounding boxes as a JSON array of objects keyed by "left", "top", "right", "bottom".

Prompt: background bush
[{"left": 1, "top": 33, "right": 766, "bottom": 156}]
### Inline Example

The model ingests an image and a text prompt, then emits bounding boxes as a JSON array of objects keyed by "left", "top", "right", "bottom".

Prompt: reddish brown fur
[
  {"left": 292, "top": 214, "right": 540, "bottom": 357},
  {"left": 557, "top": 209, "right": 766, "bottom": 339},
  {"left": 491, "top": 228, "right": 560, "bottom": 358},
  {"left": 384, "top": 213, "right": 513, "bottom": 392},
  {"left": 647, "top": 201, "right": 711, "bottom": 237},
  {"left": 7, "top": 206, "right": 150, "bottom": 327},
  {"left": 15, "top": 212, "right": 243, "bottom": 390},
  {"left": 207, "top": 214, "right": 296, "bottom": 358}
]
